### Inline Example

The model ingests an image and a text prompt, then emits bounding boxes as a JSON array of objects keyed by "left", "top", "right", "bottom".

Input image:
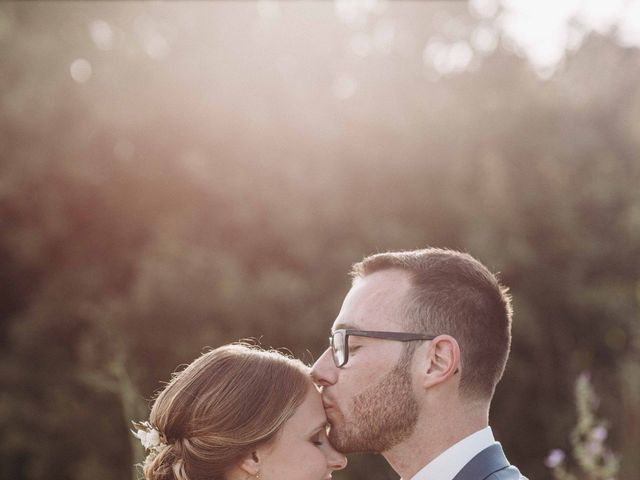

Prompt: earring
[{"left": 255, "top": 472, "right": 261, "bottom": 480}]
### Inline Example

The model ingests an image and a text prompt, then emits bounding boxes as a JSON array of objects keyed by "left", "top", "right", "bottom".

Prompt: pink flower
[
  {"left": 590, "top": 425, "right": 608, "bottom": 442},
  {"left": 545, "top": 449, "right": 566, "bottom": 468}
]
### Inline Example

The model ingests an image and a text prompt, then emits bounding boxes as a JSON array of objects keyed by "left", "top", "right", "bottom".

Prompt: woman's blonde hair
[{"left": 140, "top": 343, "right": 311, "bottom": 480}]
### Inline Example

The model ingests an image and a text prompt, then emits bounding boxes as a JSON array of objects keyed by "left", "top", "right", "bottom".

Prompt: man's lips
[
  {"left": 321, "top": 391, "right": 339, "bottom": 414},
  {"left": 322, "top": 396, "right": 336, "bottom": 410},
  {"left": 323, "top": 400, "right": 340, "bottom": 421}
]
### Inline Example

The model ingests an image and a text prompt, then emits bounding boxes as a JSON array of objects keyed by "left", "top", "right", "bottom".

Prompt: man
[{"left": 311, "top": 248, "right": 527, "bottom": 480}]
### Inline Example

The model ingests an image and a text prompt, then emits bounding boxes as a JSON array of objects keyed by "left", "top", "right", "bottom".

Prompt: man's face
[{"left": 310, "top": 269, "right": 420, "bottom": 454}]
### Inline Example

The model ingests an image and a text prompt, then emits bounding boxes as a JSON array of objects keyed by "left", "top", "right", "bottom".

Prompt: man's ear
[
  {"left": 237, "top": 450, "right": 261, "bottom": 477},
  {"left": 423, "top": 335, "right": 460, "bottom": 388}
]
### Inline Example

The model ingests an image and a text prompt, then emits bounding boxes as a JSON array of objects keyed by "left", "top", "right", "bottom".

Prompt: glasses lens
[{"left": 332, "top": 331, "right": 346, "bottom": 367}]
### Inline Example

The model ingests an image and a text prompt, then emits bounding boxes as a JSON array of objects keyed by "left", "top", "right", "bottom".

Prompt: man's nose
[{"left": 311, "top": 347, "right": 337, "bottom": 386}]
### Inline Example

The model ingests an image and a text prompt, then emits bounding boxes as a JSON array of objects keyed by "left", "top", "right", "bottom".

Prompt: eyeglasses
[{"left": 329, "top": 329, "right": 436, "bottom": 368}]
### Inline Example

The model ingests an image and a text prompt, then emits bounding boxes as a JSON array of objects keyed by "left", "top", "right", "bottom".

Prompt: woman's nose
[{"left": 328, "top": 449, "right": 347, "bottom": 471}]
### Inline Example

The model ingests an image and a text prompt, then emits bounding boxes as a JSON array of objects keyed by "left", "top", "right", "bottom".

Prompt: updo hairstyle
[{"left": 141, "top": 343, "right": 311, "bottom": 480}]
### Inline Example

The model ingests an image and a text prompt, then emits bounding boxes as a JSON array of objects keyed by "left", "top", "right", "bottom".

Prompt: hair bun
[{"left": 143, "top": 443, "right": 184, "bottom": 480}]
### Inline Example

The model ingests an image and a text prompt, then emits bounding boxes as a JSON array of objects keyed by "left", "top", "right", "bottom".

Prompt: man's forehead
[{"left": 332, "top": 269, "right": 412, "bottom": 331}]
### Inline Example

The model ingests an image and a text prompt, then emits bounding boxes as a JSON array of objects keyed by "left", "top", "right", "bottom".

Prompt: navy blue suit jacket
[{"left": 452, "top": 443, "right": 527, "bottom": 480}]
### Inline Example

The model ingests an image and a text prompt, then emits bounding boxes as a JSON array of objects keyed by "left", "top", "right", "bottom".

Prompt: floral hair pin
[{"left": 131, "top": 420, "right": 166, "bottom": 451}]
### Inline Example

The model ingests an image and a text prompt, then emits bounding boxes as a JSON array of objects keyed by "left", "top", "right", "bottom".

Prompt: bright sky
[
  {"left": 488, "top": 0, "right": 640, "bottom": 77},
  {"left": 333, "top": 0, "right": 640, "bottom": 79},
  {"left": 58, "top": 0, "right": 640, "bottom": 89}
]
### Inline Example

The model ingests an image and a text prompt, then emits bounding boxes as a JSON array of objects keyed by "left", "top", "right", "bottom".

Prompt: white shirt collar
[{"left": 407, "top": 427, "right": 495, "bottom": 480}]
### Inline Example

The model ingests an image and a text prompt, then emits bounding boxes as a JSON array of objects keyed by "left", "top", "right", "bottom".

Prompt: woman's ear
[
  {"left": 237, "top": 450, "right": 261, "bottom": 477},
  {"left": 423, "top": 335, "right": 460, "bottom": 388}
]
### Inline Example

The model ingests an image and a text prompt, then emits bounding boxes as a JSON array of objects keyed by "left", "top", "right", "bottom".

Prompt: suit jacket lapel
[{"left": 452, "top": 443, "right": 511, "bottom": 480}]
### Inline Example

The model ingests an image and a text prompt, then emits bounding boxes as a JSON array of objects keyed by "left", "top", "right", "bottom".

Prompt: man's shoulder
[
  {"left": 485, "top": 465, "right": 528, "bottom": 480},
  {"left": 452, "top": 443, "right": 528, "bottom": 480}
]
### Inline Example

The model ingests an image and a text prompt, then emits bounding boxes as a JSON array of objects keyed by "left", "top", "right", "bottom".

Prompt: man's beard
[{"left": 328, "top": 348, "right": 419, "bottom": 454}]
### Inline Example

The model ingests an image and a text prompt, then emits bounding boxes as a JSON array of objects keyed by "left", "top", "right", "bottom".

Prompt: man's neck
[{"left": 382, "top": 408, "right": 489, "bottom": 480}]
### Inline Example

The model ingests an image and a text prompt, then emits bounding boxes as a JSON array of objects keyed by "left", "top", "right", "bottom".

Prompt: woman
[{"left": 132, "top": 343, "right": 347, "bottom": 480}]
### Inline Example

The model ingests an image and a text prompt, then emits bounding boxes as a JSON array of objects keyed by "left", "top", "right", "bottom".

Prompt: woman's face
[{"left": 258, "top": 385, "right": 347, "bottom": 480}]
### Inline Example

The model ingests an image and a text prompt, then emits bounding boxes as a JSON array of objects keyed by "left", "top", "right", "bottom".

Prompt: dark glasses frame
[{"left": 329, "top": 328, "right": 436, "bottom": 368}]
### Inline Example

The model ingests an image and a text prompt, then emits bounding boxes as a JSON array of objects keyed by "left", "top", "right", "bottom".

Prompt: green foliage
[
  {"left": 1, "top": 2, "right": 639, "bottom": 480},
  {"left": 546, "top": 373, "right": 620, "bottom": 480}
]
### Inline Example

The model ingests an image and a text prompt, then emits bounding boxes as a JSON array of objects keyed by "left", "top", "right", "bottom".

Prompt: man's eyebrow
[{"left": 332, "top": 322, "right": 357, "bottom": 331}]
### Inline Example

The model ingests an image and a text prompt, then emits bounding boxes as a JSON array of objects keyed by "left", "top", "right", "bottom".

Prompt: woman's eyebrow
[{"left": 308, "top": 421, "right": 329, "bottom": 435}]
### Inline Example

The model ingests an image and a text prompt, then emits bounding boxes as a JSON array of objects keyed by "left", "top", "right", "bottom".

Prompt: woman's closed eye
[
  {"left": 311, "top": 432, "right": 324, "bottom": 446},
  {"left": 312, "top": 426, "right": 332, "bottom": 446}
]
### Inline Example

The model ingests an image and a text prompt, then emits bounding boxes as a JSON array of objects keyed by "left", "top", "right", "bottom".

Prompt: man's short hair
[{"left": 351, "top": 248, "right": 512, "bottom": 401}]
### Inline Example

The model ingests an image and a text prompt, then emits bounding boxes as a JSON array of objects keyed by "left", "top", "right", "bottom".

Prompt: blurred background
[{"left": 1, "top": 1, "right": 639, "bottom": 479}]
